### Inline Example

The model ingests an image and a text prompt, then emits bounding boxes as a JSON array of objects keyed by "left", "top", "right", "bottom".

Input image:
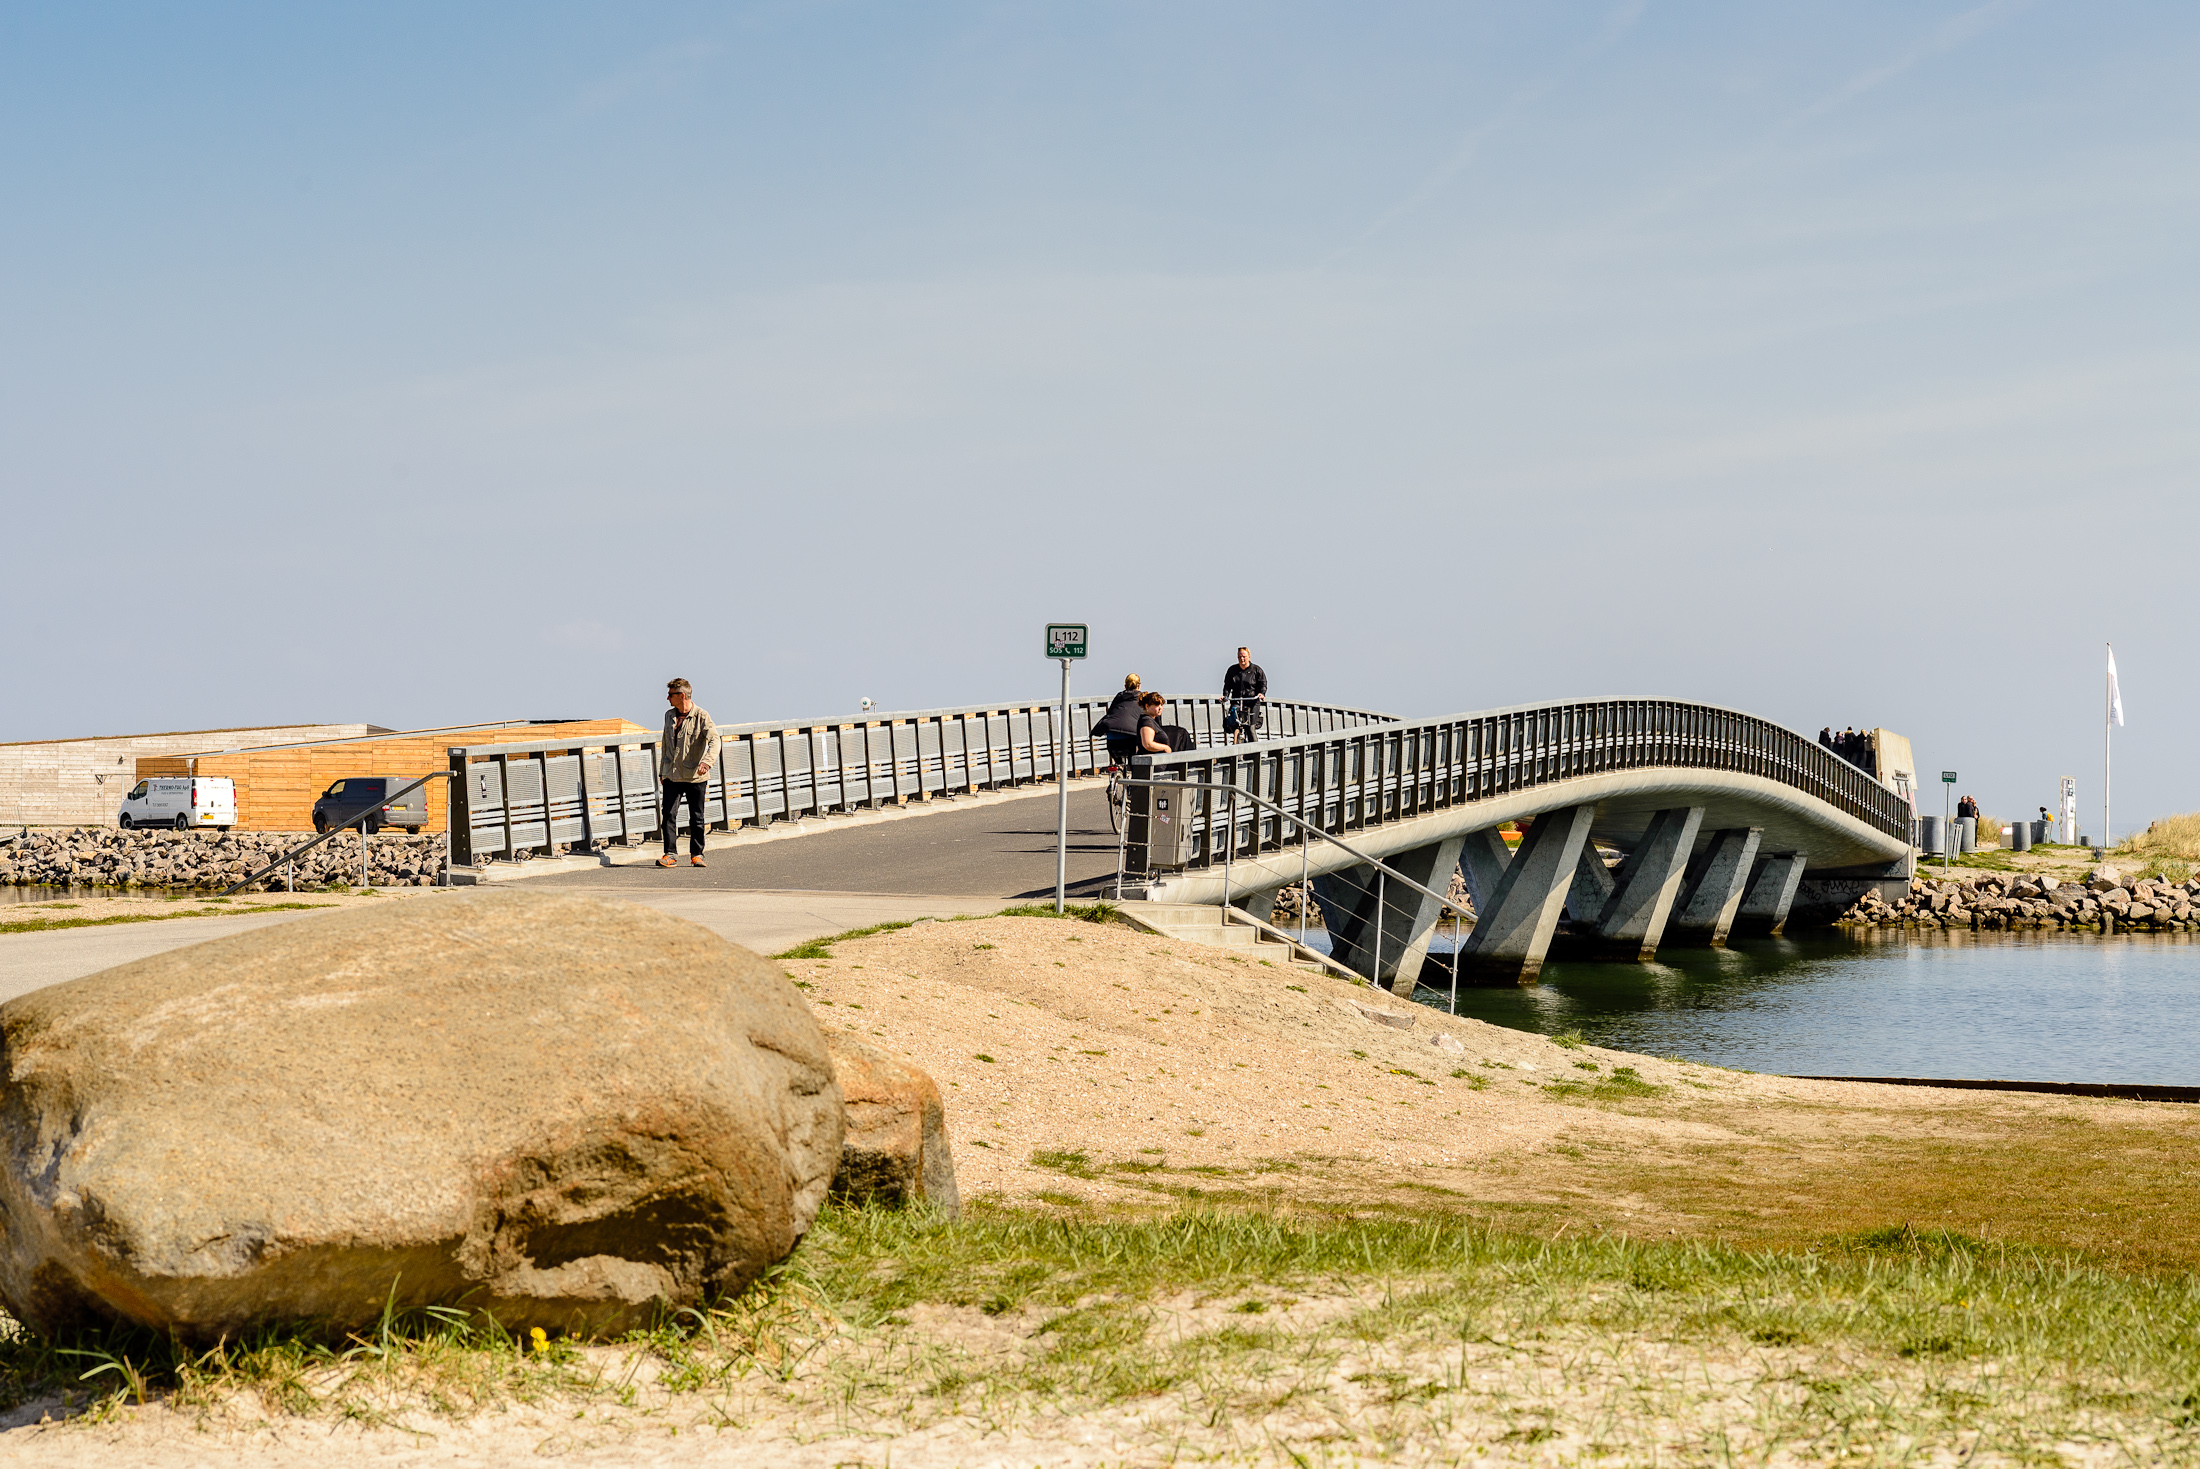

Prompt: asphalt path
[{"left": 527, "top": 785, "right": 1124, "bottom": 900}]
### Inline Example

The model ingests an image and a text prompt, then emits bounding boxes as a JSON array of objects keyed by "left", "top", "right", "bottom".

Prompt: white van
[{"left": 118, "top": 777, "right": 237, "bottom": 832}]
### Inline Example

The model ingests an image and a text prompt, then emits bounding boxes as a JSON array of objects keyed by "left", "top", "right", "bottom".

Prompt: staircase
[{"left": 1113, "top": 901, "right": 1364, "bottom": 982}]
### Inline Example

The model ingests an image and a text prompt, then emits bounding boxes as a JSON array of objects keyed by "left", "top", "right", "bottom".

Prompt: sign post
[
  {"left": 2059, "top": 776, "right": 2077, "bottom": 846},
  {"left": 1046, "top": 624, "right": 1089, "bottom": 914},
  {"left": 1941, "top": 770, "right": 1957, "bottom": 871}
]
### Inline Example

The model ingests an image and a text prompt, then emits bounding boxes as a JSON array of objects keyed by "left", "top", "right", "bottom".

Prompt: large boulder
[
  {"left": 0, "top": 890, "right": 842, "bottom": 1339},
  {"left": 825, "top": 1033, "right": 959, "bottom": 1216}
]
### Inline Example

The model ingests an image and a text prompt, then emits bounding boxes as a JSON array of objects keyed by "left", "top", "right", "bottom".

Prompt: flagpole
[{"left": 2103, "top": 642, "right": 2112, "bottom": 855}]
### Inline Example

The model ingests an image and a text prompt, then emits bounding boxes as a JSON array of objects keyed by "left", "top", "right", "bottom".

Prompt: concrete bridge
[
  {"left": 434, "top": 690, "right": 1916, "bottom": 994},
  {"left": 1123, "top": 697, "right": 1916, "bottom": 990}
]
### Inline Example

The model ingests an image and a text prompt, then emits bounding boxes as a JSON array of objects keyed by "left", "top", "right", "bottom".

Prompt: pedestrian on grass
[{"left": 657, "top": 678, "right": 718, "bottom": 869}]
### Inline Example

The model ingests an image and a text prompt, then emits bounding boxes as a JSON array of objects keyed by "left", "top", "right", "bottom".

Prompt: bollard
[{"left": 1917, "top": 815, "right": 1944, "bottom": 856}]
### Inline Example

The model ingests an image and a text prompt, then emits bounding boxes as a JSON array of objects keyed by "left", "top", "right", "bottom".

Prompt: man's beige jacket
[{"left": 660, "top": 706, "right": 720, "bottom": 783}]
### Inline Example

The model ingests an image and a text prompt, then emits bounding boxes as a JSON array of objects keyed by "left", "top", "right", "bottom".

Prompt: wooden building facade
[{"left": 136, "top": 720, "right": 648, "bottom": 834}]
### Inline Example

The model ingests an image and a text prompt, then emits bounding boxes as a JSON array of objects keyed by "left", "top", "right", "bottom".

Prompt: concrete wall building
[{"left": 0, "top": 725, "right": 386, "bottom": 828}]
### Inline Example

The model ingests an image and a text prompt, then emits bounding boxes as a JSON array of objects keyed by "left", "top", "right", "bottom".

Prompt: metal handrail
[
  {"left": 1129, "top": 696, "right": 1914, "bottom": 875},
  {"left": 219, "top": 773, "right": 452, "bottom": 896},
  {"left": 1115, "top": 775, "right": 1468, "bottom": 1004},
  {"left": 445, "top": 693, "right": 1395, "bottom": 865}
]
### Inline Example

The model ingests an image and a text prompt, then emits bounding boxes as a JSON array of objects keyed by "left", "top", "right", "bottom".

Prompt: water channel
[{"left": 1385, "top": 930, "right": 2200, "bottom": 1086}]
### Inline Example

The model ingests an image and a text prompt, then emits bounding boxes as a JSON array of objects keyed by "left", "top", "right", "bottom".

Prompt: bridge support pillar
[
  {"left": 1308, "top": 836, "right": 1464, "bottom": 994},
  {"left": 1731, "top": 853, "right": 1807, "bottom": 936},
  {"left": 1232, "top": 882, "right": 1288, "bottom": 929},
  {"left": 1460, "top": 804, "right": 1595, "bottom": 985},
  {"left": 1459, "top": 827, "right": 1512, "bottom": 914},
  {"left": 1591, "top": 806, "right": 1704, "bottom": 960},
  {"left": 1565, "top": 842, "right": 1615, "bottom": 924},
  {"left": 1667, "top": 827, "right": 1764, "bottom": 947}
]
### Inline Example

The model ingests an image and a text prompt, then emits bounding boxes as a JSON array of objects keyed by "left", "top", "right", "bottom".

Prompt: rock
[
  {"left": 0, "top": 889, "right": 842, "bottom": 1340},
  {"left": 2037, "top": 875, "right": 2060, "bottom": 893},
  {"left": 823, "top": 1032, "right": 959, "bottom": 1216},
  {"left": 2089, "top": 867, "right": 2125, "bottom": 891},
  {"left": 1429, "top": 1032, "right": 1466, "bottom": 1055},
  {"left": 1350, "top": 1002, "right": 1416, "bottom": 1030}
]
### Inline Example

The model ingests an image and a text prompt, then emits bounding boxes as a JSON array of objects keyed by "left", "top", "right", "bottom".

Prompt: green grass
[
  {"left": 0, "top": 902, "right": 337, "bottom": 936},
  {"left": 771, "top": 920, "right": 922, "bottom": 959},
  {"left": 7, "top": 1204, "right": 2200, "bottom": 1458},
  {"left": 996, "top": 900, "right": 1121, "bottom": 924},
  {"left": 1541, "top": 1064, "right": 1669, "bottom": 1102}
]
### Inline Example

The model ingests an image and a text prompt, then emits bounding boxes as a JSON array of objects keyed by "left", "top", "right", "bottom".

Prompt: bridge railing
[
  {"left": 1127, "top": 697, "right": 1913, "bottom": 874},
  {"left": 448, "top": 695, "right": 1393, "bottom": 862}
]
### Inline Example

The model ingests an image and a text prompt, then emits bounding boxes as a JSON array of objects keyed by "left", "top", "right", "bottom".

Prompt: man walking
[
  {"left": 657, "top": 677, "right": 719, "bottom": 868},
  {"left": 1222, "top": 646, "right": 1267, "bottom": 743}
]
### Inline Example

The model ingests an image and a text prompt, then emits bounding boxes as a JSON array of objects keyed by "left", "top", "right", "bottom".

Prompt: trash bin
[
  {"left": 2031, "top": 819, "right": 2051, "bottom": 847},
  {"left": 1917, "top": 815, "right": 1945, "bottom": 856},
  {"left": 1957, "top": 816, "right": 1977, "bottom": 853},
  {"left": 2010, "top": 819, "right": 2032, "bottom": 852}
]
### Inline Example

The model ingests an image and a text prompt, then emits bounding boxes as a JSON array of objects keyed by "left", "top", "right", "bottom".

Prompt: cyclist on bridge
[
  {"left": 1222, "top": 646, "right": 1267, "bottom": 742},
  {"left": 1101, "top": 673, "right": 1145, "bottom": 764}
]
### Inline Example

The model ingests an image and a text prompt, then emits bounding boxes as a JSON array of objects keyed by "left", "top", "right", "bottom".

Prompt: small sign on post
[
  {"left": 1940, "top": 771, "right": 1957, "bottom": 870},
  {"left": 1046, "top": 623, "right": 1088, "bottom": 913}
]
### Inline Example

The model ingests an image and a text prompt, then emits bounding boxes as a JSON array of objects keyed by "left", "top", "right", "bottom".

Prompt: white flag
[{"left": 2107, "top": 645, "right": 2124, "bottom": 727}]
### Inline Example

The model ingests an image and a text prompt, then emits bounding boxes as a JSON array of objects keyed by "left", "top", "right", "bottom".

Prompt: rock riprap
[
  {"left": 0, "top": 827, "right": 446, "bottom": 890},
  {"left": 0, "top": 890, "right": 843, "bottom": 1339},
  {"left": 1839, "top": 869, "right": 2200, "bottom": 931}
]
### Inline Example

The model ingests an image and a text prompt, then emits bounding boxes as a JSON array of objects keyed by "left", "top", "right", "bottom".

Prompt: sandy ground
[{"left": 5, "top": 910, "right": 2192, "bottom": 1467}]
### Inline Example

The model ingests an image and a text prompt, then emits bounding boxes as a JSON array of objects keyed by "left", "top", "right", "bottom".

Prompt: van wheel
[
  {"left": 118, "top": 815, "right": 133, "bottom": 830},
  {"left": 174, "top": 814, "right": 190, "bottom": 831},
  {"left": 313, "top": 817, "right": 327, "bottom": 834},
  {"left": 365, "top": 817, "right": 383, "bottom": 836}
]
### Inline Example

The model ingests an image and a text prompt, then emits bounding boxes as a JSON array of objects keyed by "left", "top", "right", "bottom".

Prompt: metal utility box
[{"left": 1130, "top": 782, "right": 1192, "bottom": 869}]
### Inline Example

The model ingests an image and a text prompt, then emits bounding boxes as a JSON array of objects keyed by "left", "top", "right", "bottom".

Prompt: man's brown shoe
[
  {"left": 655, "top": 855, "right": 677, "bottom": 868},
  {"left": 690, "top": 856, "right": 707, "bottom": 867}
]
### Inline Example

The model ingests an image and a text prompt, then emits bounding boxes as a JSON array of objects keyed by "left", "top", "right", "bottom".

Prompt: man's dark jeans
[{"left": 662, "top": 781, "right": 708, "bottom": 857}]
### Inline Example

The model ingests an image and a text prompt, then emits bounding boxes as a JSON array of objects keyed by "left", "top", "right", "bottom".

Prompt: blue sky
[{"left": 4, "top": 2, "right": 2195, "bottom": 836}]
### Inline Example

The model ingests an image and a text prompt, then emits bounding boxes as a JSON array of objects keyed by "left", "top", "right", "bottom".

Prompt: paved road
[
  {"left": 0, "top": 912, "right": 321, "bottom": 1004},
  {"left": 0, "top": 889, "right": 1016, "bottom": 998},
  {"left": 527, "top": 785, "right": 1124, "bottom": 900}
]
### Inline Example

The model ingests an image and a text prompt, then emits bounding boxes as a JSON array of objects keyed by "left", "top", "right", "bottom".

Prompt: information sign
[
  {"left": 1046, "top": 623, "right": 1088, "bottom": 659},
  {"left": 1941, "top": 770, "right": 1957, "bottom": 783}
]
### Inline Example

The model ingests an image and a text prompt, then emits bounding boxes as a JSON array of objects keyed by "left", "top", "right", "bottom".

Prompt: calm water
[{"left": 1357, "top": 930, "right": 2200, "bottom": 1085}]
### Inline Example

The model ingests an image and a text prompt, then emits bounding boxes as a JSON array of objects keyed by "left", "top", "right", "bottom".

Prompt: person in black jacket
[
  {"left": 1222, "top": 647, "right": 1267, "bottom": 742},
  {"left": 1101, "top": 674, "right": 1144, "bottom": 763}
]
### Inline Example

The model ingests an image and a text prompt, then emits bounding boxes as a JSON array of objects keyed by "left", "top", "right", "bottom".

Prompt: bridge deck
[{"left": 522, "top": 786, "right": 1123, "bottom": 901}]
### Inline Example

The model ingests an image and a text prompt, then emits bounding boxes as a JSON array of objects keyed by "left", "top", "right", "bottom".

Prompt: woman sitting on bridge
[{"left": 1137, "top": 692, "right": 1194, "bottom": 754}]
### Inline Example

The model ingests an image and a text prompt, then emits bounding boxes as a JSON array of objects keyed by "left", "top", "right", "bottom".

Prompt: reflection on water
[
  {"left": 1394, "top": 928, "right": 2200, "bottom": 1086},
  {"left": 1, "top": 886, "right": 103, "bottom": 907}
]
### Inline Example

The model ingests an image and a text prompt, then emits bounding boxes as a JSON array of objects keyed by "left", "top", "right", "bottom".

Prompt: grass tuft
[
  {"left": 771, "top": 920, "right": 918, "bottom": 960},
  {"left": 0, "top": 902, "right": 337, "bottom": 936},
  {"left": 996, "top": 901, "right": 1121, "bottom": 925}
]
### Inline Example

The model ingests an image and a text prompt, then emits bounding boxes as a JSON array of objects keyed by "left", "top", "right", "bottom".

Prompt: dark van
[{"left": 312, "top": 776, "right": 430, "bottom": 834}]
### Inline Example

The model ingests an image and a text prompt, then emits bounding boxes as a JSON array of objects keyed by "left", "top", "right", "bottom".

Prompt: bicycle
[
  {"left": 1222, "top": 696, "right": 1265, "bottom": 745},
  {"left": 1103, "top": 737, "right": 1138, "bottom": 835}
]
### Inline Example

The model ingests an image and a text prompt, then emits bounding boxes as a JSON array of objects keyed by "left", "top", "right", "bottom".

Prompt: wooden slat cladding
[
  {"left": 135, "top": 721, "right": 645, "bottom": 833},
  {"left": 0, "top": 723, "right": 379, "bottom": 827}
]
